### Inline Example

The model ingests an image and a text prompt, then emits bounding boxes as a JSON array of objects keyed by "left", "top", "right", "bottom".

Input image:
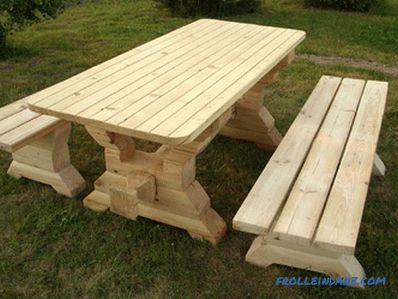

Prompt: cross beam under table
[{"left": 81, "top": 52, "right": 294, "bottom": 244}]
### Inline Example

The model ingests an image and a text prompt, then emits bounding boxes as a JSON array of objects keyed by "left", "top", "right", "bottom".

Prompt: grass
[{"left": 0, "top": 0, "right": 397, "bottom": 298}]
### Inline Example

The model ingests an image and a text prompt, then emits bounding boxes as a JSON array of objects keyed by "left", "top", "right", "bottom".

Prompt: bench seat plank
[
  {"left": 0, "top": 114, "right": 63, "bottom": 152},
  {"left": 0, "top": 109, "right": 40, "bottom": 135},
  {"left": 273, "top": 78, "right": 365, "bottom": 245},
  {"left": 0, "top": 99, "right": 27, "bottom": 122},
  {"left": 233, "top": 76, "right": 342, "bottom": 235},
  {"left": 314, "top": 80, "right": 388, "bottom": 254}
]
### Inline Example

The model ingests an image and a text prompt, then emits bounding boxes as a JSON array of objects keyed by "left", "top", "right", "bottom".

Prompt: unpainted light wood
[
  {"left": 0, "top": 115, "right": 66, "bottom": 152},
  {"left": 49, "top": 21, "right": 236, "bottom": 114},
  {"left": 0, "top": 99, "right": 86, "bottom": 197},
  {"left": 0, "top": 98, "right": 66, "bottom": 153},
  {"left": 157, "top": 31, "right": 304, "bottom": 144},
  {"left": 246, "top": 236, "right": 365, "bottom": 288},
  {"left": 0, "top": 99, "right": 27, "bottom": 121},
  {"left": 218, "top": 51, "right": 295, "bottom": 150},
  {"left": 28, "top": 19, "right": 305, "bottom": 146},
  {"left": 83, "top": 123, "right": 227, "bottom": 244},
  {"left": 26, "top": 19, "right": 218, "bottom": 105},
  {"left": 117, "top": 26, "right": 281, "bottom": 134},
  {"left": 78, "top": 22, "right": 260, "bottom": 123},
  {"left": 233, "top": 76, "right": 342, "bottom": 235},
  {"left": 234, "top": 77, "right": 388, "bottom": 287},
  {"left": 314, "top": 80, "right": 388, "bottom": 254},
  {"left": 273, "top": 78, "right": 365, "bottom": 245},
  {"left": 7, "top": 122, "right": 86, "bottom": 197}
]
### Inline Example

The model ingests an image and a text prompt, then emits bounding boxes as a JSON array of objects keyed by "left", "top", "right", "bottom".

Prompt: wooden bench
[
  {"left": 233, "top": 76, "right": 388, "bottom": 285},
  {"left": 0, "top": 99, "right": 86, "bottom": 197}
]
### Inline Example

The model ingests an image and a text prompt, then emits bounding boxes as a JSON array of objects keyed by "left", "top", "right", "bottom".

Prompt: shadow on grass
[{"left": 0, "top": 43, "right": 39, "bottom": 60}]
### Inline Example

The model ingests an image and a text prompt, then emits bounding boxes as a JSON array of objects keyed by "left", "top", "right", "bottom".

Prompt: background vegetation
[
  {"left": 0, "top": 0, "right": 64, "bottom": 51},
  {"left": 0, "top": 0, "right": 397, "bottom": 298},
  {"left": 156, "top": 0, "right": 261, "bottom": 16},
  {"left": 303, "top": 0, "right": 381, "bottom": 12}
]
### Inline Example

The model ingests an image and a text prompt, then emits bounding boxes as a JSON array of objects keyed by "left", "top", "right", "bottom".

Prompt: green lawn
[{"left": 1, "top": 0, "right": 397, "bottom": 298}]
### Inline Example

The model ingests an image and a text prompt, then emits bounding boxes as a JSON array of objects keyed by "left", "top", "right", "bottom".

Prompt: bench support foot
[
  {"left": 246, "top": 236, "right": 365, "bottom": 288},
  {"left": 83, "top": 124, "right": 227, "bottom": 244},
  {"left": 7, "top": 123, "right": 86, "bottom": 197}
]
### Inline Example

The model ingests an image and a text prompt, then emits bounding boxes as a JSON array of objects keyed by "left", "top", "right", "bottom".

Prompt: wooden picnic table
[{"left": 28, "top": 19, "right": 305, "bottom": 243}]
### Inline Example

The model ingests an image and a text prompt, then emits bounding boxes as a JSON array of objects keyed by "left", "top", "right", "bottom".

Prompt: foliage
[
  {"left": 0, "top": 24, "right": 5, "bottom": 49},
  {"left": 303, "top": 0, "right": 381, "bottom": 12},
  {"left": 0, "top": 0, "right": 64, "bottom": 51},
  {"left": 156, "top": 0, "right": 261, "bottom": 17}
]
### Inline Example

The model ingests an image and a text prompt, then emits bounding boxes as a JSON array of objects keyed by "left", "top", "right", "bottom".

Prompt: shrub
[
  {"left": 0, "top": 0, "right": 64, "bottom": 51},
  {"left": 0, "top": 24, "right": 6, "bottom": 50},
  {"left": 157, "top": 0, "right": 262, "bottom": 17},
  {"left": 304, "top": 0, "right": 380, "bottom": 12}
]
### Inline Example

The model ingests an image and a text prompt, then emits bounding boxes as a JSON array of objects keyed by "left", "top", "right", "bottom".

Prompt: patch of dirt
[{"left": 297, "top": 54, "right": 398, "bottom": 77}]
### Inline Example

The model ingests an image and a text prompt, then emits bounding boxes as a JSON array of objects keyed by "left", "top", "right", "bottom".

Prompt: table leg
[
  {"left": 220, "top": 51, "right": 295, "bottom": 150},
  {"left": 7, "top": 122, "right": 86, "bottom": 197},
  {"left": 83, "top": 122, "right": 228, "bottom": 244}
]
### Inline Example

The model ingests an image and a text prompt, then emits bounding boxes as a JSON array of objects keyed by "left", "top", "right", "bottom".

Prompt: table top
[{"left": 28, "top": 19, "right": 305, "bottom": 145}]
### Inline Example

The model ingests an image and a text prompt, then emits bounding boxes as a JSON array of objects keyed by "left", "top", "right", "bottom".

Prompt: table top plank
[
  {"left": 34, "top": 21, "right": 222, "bottom": 111},
  {"left": 27, "top": 19, "right": 214, "bottom": 106},
  {"left": 29, "top": 19, "right": 305, "bottom": 145},
  {"left": 137, "top": 28, "right": 293, "bottom": 137},
  {"left": 165, "top": 30, "right": 304, "bottom": 142},
  {"left": 104, "top": 26, "right": 276, "bottom": 129},
  {"left": 73, "top": 22, "right": 254, "bottom": 121}
]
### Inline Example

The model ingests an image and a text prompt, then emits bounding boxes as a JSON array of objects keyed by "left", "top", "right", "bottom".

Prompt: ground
[{"left": 0, "top": 0, "right": 397, "bottom": 298}]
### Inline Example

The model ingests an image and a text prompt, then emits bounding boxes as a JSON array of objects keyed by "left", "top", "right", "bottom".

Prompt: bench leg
[
  {"left": 219, "top": 52, "right": 295, "bottom": 150},
  {"left": 372, "top": 153, "right": 386, "bottom": 176},
  {"left": 7, "top": 123, "right": 86, "bottom": 197},
  {"left": 83, "top": 124, "right": 227, "bottom": 244},
  {"left": 246, "top": 236, "right": 366, "bottom": 288}
]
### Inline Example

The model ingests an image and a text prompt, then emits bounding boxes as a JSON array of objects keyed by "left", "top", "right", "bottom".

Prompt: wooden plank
[
  {"left": 33, "top": 21, "right": 226, "bottom": 110},
  {"left": 0, "top": 116, "right": 64, "bottom": 152},
  {"left": 82, "top": 24, "right": 267, "bottom": 123},
  {"left": 26, "top": 19, "right": 216, "bottom": 105},
  {"left": 49, "top": 21, "right": 237, "bottom": 113},
  {"left": 0, "top": 99, "right": 27, "bottom": 121},
  {"left": 314, "top": 80, "right": 388, "bottom": 254},
  {"left": 128, "top": 29, "right": 294, "bottom": 135},
  {"left": 162, "top": 31, "right": 305, "bottom": 143},
  {"left": 28, "top": 21, "right": 306, "bottom": 146},
  {"left": 272, "top": 78, "right": 366, "bottom": 245},
  {"left": 0, "top": 109, "right": 39, "bottom": 135},
  {"left": 232, "top": 76, "right": 342, "bottom": 235}
]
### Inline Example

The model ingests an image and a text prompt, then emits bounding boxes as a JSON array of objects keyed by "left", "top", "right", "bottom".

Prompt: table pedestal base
[{"left": 83, "top": 125, "right": 227, "bottom": 244}]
